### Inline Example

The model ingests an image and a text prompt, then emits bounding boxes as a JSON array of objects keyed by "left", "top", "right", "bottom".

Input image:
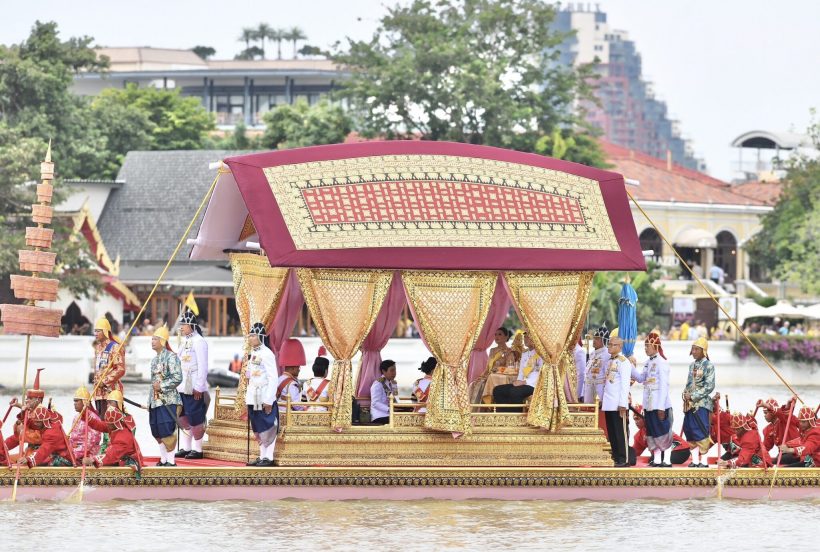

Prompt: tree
[
  {"left": 270, "top": 28, "right": 285, "bottom": 60},
  {"left": 745, "top": 118, "right": 820, "bottom": 294},
  {"left": 586, "top": 262, "right": 669, "bottom": 336},
  {"left": 234, "top": 46, "right": 264, "bottom": 60},
  {"left": 254, "top": 23, "right": 273, "bottom": 58},
  {"left": 192, "top": 45, "right": 216, "bottom": 60},
  {"left": 332, "top": 0, "right": 602, "bottom": 163},
  {"left": 92, "top": 84, "right": 215, "bottom": 150},
  {"left": 0, "top": 22, "right": 108, "bottom": 297},
  {"left": 284, "top": 26, "right": 307, "bottom": 59},
  {"left": 298, "top": 44, "right": 327, "bottom": 58},
  {"left": 260, "top": 99, "right": 352, "bottom": 150},
  {"left": 238, "top": 27, "right": 255, "bottom": 51}
]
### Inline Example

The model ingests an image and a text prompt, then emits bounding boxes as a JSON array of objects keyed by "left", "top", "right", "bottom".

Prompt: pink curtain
[
  {"left": 268, "top": 269, "right": 305, "bottom": 374},
  {"left": 467, "top": 274, "right": 512, "bottom": 382},
  {"left": 354, "top": 271, "right": 406, "bottom": 400}
]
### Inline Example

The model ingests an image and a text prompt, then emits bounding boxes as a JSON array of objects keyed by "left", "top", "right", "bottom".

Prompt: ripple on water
[{"left": 0, "top": 498, "right": 818, "bottom": 550}]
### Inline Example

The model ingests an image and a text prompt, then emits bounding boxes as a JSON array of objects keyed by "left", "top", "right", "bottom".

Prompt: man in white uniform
[
  {"left": 631, "top": 332, "right": 673, "bottom": 467},
  {"left": 245, "top": 322, "right": 278, "bottom": 467},
  {"left": 175, "top": 310, "right": 209, "bottom": 460},
  {"left": 601, "top": 335, "right": 632, "bottom": 467},
  {"left": 492, "top": 332, "right": 543, "bottom": 411}
]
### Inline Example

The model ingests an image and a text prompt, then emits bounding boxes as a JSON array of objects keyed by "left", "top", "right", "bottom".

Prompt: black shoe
[
  {"left": 156, "top": 461, "right": 165, "bottom": 467},
  {"left": 614, "top": 462, "right": 630, "bottom": 468},
  {"left": 699, "top": 463, "right": 709, "bottom": 468},
  {"left": 246, "top": 457, "right": 262, "bottom": 466},
  {"left": 185, "top": 451, "right": 204, "bottom": 460},
  {"left": 687, "top": 461, "right": 699, "bottom": 468},
  {"left": 174, "top": 449, "right": 191, "bottom": 458},
  {"left": 648, "top": 461, "right": 658, "bottom": 467},
  {"left": 256, "top": 458, "right": 275, "bottom": 467},
  {"left": 660, "top": 462, "right": 673, "bottom": 468},
  {"left": 165, "top": 462, "right": 176, "bottom": 467}
]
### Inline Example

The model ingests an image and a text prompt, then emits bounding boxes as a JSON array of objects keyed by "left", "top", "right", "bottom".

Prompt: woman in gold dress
[{"left": 469, "top": 327, "right": 518, "bottom": 405}]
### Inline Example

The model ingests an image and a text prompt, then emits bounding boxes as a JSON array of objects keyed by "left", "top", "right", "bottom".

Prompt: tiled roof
[
  {"left": 98, "top": 150, "right": 249, "bottom": 262},
  {"left": 601, "top": 141, "right": 767, "bottom": 206},
  {"left": 731, "top": 181, "right": 783, "bottom": 206}
]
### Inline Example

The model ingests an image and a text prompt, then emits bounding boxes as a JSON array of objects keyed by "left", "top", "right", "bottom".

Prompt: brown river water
[{"left": 1, "top": 384, "right": 818, "bottom": 550}]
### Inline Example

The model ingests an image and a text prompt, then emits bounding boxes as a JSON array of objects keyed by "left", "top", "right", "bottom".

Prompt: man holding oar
[
  {"left": 147, "top": 324, "right": 183, "bottom": 467},
  {"left": 82, "top": 390, "right": 142, "bottom": 476},
  {"left": 3, "top": 368, "right": 46, "bottom": 461},
  {"left": 779, "top": 406, "right": 820, "bottom": 467},
  {"left": 15, "top": 405, "right": 74, "bottom": 467},
  {"left": 682, "top": 337, "right": 715, "bottom": 468}
]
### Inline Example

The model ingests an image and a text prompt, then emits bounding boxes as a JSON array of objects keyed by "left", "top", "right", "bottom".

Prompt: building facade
[
  {"left": 73, "top": 48, "right": 342, "bottom": 128},
  {"left": 554, "top": 4, "right": 703, "bottom": 171}
]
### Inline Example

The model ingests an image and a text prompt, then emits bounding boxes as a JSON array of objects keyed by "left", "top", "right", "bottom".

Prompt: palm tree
[
  {"left": 255, "top": 23, "right": 273, "bottom": 59},
  {"left": 270, "top": 28, "right": 285, "bottom": 60},
  {"left": 284, "top": 26, "right": 307, "bottom": 59},
  {"left": 238, "top": 27, "right": 255, "bottom": 51}
]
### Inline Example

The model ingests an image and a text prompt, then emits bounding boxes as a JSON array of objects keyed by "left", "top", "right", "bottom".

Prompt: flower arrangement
[{"left": 734, "top": 334, "right": 820, "bottom": 364}]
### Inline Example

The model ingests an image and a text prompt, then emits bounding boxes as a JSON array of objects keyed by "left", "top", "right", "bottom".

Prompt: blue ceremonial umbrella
[{"left": 617, "top": 280, "right": 638, "bottom": 357}]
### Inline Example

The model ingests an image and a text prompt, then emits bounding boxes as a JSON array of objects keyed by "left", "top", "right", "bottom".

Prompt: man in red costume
[
  {"left": 16, "top": 405, "right": 74, "bottom": 467},
  {"left": 779, "top": 405, "right": 820, "bottom": 468},
  {"left": 718, "top": 412, "right": 772, "bottom": 469},
  {"left": 82, "top": 389, "right": 142, "bottom": 475},
  {"left": 758, "top": 397, "right": 799, "bottom": 464},
  {"left": 629, "top": 404, "right": 691, "bottom": 466},
  {"left": 710, "top": 392, "right": 737, "bottom": 461},
  {"left": 4, "top": 368, "right": 46, "bottom": 460}
]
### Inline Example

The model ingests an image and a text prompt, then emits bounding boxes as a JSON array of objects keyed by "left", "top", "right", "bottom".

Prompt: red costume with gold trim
[
  {"left": 86, "top": 406, "right": 142, "bottom": 469},
  {"left": 760, "top": 399, "right": 799, "bottom": 451},
  {"left": 788, "top": 406, "right": 820, "bottom": 467},
  {"left": 24, "top": 407, "right": 73, "bottom": 467},
  {"left": 726, "top": 413, "right": 772, "bottom": 468}
]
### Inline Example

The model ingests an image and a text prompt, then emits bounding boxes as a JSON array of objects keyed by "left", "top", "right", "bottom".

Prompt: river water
[{"left": 1, "top": 384, "right": 818, "bottom": 550}]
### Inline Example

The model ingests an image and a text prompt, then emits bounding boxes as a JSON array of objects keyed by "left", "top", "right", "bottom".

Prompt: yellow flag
[{"left": 184, "top": 291, "right": 199, "bottom": 316}]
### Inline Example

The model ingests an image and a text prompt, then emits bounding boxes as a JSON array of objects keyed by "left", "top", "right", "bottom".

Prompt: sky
[{"left": 4, "top": 0, "right": 819, "bottom": 181}]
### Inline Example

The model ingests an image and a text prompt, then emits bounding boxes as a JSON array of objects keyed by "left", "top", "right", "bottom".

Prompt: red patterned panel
[{"left": 301, "top": 181, "right": 584, "bottom": 225}]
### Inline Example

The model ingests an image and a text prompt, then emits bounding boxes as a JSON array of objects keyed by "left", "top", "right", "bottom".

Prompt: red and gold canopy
[{"left": 197, "top": 141, "right": 645, "bottom": 271}]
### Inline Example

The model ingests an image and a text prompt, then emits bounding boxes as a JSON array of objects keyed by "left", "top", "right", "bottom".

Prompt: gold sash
[{"left": 523, "top": 352, "right": 541, "bottom": 377}]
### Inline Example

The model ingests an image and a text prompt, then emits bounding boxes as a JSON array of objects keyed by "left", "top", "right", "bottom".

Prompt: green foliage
[
  {"left": 92, "top": 85, "right": 214, "bottom": 151},
  {"left": 586, "top": 262, "right": 668, "bottom": 335},
  {"left": 333, "top": 0, "right": 603, "bottom": 164},
  {"left": 192, "top": 46, "right": 216, "bottom": 60},
  {"left": 745, "top": 117, "right": 820, "bottom": 294},
  {"left": 260, "top": 99, "right": 352, "bottom": 150},
  {"left": 534, "top": 128, "right": 610, "bottom": 168}
]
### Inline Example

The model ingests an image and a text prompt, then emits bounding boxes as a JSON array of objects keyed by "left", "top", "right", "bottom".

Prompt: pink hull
[{"left": 6, "top": 485, "right": 818, "bottom": 502}]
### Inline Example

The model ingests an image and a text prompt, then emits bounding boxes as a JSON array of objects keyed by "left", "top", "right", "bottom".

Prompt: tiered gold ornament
[{"left": 1, "top": 141, "right": 63, "bottom": 337}]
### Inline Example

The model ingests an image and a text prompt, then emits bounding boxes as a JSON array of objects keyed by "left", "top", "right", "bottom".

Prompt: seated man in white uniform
[
  {"left": 492, "top": 332, "right": 543, "bottom": 411},
  {"left": 369, "top": 360, "right": 398, "bottom": 424}
]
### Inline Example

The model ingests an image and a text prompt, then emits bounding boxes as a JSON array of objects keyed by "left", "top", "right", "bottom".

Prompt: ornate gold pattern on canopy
[
  {"left": 297, "top": 268, "right": 393, "bottom": 430},
  {"left": 229, "top": 253, "right": 290, "bottom": 410},
  {"left": 263, "top": 155, "right": 618, "bottom": 252},
  {"left": 560, "top": 278, "right": 594, "bottom": 403},
  {"left": 504, "top": 272, "right": 594, "bottom": 430},
  {"left": 401, "top": 271, "right": 497, "bottom": 434}
]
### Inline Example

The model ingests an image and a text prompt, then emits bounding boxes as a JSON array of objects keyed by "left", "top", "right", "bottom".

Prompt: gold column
[
  {"left": 401, "top": 271, "right": 497, "bottom": 435},
  {"left": 297, "top": 268, "right": 393, "bottom": 430},
  {"left": 503, "top": 272, "right": 594, "bottom": 431},
  {"left": 229, "top": 253, "right": 290, "bottom": 415}
]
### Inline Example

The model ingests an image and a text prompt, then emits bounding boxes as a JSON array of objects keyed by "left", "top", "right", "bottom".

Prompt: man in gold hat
[
  {"left": 83, "top": 389, "right": 142, "bottom": 474},
  {"left": 147, "top": 324, "right": 182, "bottom": 467},
  {"left": 682, "top": 337, "right": 715, "bottom": 467},
  {"left": 68, "top": 386, "right": 102, "bottom": 460},
  {"left": 92, "top": 317, "right": 126, "bottom": 416}
]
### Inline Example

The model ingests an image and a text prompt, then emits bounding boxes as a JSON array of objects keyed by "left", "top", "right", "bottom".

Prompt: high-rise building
[{"left": 554, "top": 3, "right": 704, "bottom": 171}]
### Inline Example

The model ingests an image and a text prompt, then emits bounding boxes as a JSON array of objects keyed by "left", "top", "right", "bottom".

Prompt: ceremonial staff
[
  {"left": 10, "top": 409, "right": 29, "bottom": 501},
  {"left": 715, "top": 398, "right": 722, "bottom": 499}
]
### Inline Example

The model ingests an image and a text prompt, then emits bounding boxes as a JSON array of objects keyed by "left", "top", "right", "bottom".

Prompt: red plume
[{"left": 318, "top": 345, "right": 327, "bottom": 357}]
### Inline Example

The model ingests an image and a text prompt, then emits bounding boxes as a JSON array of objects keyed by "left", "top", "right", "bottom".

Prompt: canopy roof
[{"left": 191, "top": 141, "right": 645, "bottom": 271}]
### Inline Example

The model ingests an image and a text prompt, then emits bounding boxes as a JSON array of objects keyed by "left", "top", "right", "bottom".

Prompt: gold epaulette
[{"left": 616, "top": 354, "right": 626, "bottom": 361}]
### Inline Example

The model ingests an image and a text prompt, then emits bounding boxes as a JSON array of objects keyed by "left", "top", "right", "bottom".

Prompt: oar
[
  {"left": 123, "top": 397, "right": 148, "bottom": 410},
  {"left": 715, "top": 399, "right": 722, "bottom": 499},
  {"left": 10, "top": 409, "right": 29, "bottom": 502},
  {"left": 64, "top": 406, "right": 91, "bottom": 503},
  {"left": 768, "top": 398, "right": 797, "bottom": 499},
  {"left": 1, "top": 404, "right": 14, "bottom": 426}
]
